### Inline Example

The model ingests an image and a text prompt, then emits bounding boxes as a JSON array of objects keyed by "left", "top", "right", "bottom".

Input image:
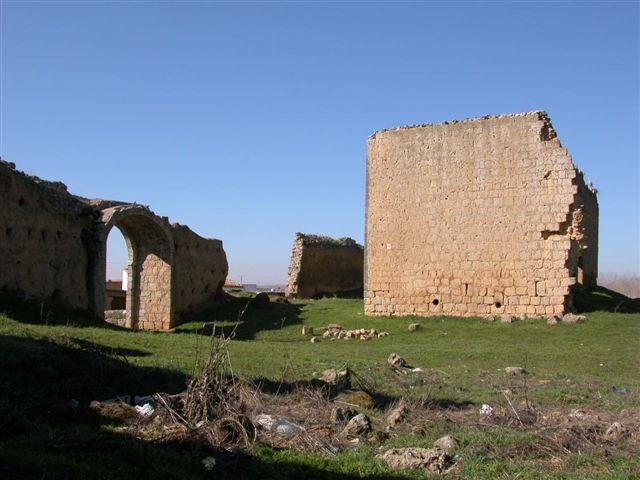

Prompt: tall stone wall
[
  {"left": 365, "top": 111, "right": 598, "bottom": 318},
  {"left": 286, "top": 233, "right": 364, "bottom": 298},
  {"left": 171, "top": 224, "right": 228, "bottom": 318},
  {"left": 0, "top": 160, "right": 228, "bottom": 330},
  {"left": 0, "top": 160, "right": 95, "bottom": 310}
]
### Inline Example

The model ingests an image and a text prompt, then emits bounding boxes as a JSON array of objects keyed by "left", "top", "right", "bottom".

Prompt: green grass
[{"left": 0, "top": 288, "right": 638, "bottom": 479}]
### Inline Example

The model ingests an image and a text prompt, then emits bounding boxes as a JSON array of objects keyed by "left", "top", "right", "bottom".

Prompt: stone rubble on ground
[
  {"left": 377, "top": 447, "right": 455, "bottom": 475},
  {"left": 386, "top": 401, "right": 409, "bottom": 428},
  {"left": 505, "top": 366, "right": 526, "bottom": 375},
  {"left": 433, "top": 435, "right": 457, "bottom": 453},
  {"left": 322, "top": 324, "right": 390, "bottom": 340},
  {"left": 341, "top": 413, "right": 372, "bottom": 437}
]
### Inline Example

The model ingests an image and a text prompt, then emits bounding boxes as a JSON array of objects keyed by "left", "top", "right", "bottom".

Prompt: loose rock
[
  {"left": 500, "top": 315, "right": 514, "bottom": 323},
  {"left": 310, "top": 336, "right": 319, "bottom": 343},
  {"left": 386, "top": 401, "right": 409, "bottom": 428},
  {"left": 336, "top": 390, "right": 375, "bottom": 409},
  {"left": 408, "top": 323, "right": 420, "bottom": 331},
  {"left": 505, "top": 366, "right": 526, "bottom": 375},
  {"left": 547, "top": 316, "right": 560, "bottom": 325},
  {"left": 302, "top": 326, "right": 314, "bottom": 335},
  {"left": 562, "top": 313, "right": 587, "bottom": 324},
  {"left": 433, "top": 435, "right": 457, "bottom": 453},
  {"left": 330, "top": 406, "right": 357, "bottom": 426},
  {"left": 388, "top": 353, "right": 406, "bottom": 369},
  {"left": 604, "top": 422, "right": 628, "bottom": 441},
  {"left": 341, "top": 413, "right": 371, "bottom": 436},
  {"left": 377, "top": 447, "right": 454, "bottom": 474}
]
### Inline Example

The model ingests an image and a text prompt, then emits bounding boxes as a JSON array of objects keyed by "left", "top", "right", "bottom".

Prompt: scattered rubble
[
  {"left": 408, "top": 323, "right": 420, "bottom": 331},
  {"left": 500, "top": 315, "right": 515, "bottom": 324},
  {"left": 561, "top": 313, "right": 587, "bottom": 324},
  {"left": 302, "top": 326, "right": 314, "bottom": 335},
  {"left": 310, "top": 336, "right": 319, "bottom": 343},
  {"left": 322, "top": 324, "right": 390, "bottom": 340},
  {"left": 605, "top": 422, "right": 628, "bottom": 441},
  {"left": 330, "top": 406, "right": 357, "bottom": 426},
  {"left": 336, "top": 390, "right": 375, "bottom": 409},
  {"left": 387, "top": 353, "right": 406, "bottom": 369}
]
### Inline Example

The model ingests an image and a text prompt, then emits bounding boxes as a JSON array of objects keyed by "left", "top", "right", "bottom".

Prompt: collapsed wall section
[
  {"left": 171, "top": 224, "right": 228, "bottom": 319},
  {"left": 0, "top": 160, "right": 95, "bottom": 310},
  {"left": 286, "top": 233, "right": 364, "bottom": 298},
  {"left": 365, "top": 111, "right": 598, "bottom": 318}
]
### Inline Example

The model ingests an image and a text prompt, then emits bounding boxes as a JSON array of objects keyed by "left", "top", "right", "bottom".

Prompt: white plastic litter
[
  {"left": 254, "top": 414, "right": 305, "bottom": 436},
  {"left": 135, "top": 403, "right": 155, "bottom": 417},
  {"left": 480, "top": 404, "right": 494, "bottom": 416}
]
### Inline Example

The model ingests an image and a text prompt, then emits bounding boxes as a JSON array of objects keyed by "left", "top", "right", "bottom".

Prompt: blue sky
[{"left": 1, "top": 1, "right": 638, "bottom": 283}]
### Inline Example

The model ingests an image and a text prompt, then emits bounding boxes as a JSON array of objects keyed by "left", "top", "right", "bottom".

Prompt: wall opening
[
  {"left": 104, "top": 226, "right": 128, "bottom": 327},
  {"left": 576, "top": 257, "right": 585, "bottom": 287}
]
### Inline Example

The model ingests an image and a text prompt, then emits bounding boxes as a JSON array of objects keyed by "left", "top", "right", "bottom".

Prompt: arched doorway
[{"left": 93, "top": 205, "right": 174, "bottom": 330}]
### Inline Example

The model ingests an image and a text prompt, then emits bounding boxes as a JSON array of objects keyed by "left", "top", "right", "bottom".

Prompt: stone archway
[{"left": 92, "top": 205, "right": 174, "bottom": 330}]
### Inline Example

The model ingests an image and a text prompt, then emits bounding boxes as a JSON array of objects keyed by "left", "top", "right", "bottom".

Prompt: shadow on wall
[
  {"left": 174, "top": 294, "right": 304, "bottom": 341},
  {"left": 572, "top": 286, "right": 640, "bottom": 314}
]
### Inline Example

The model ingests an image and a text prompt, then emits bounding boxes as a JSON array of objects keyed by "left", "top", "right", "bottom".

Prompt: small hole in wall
[
  {"left": 495, "top": 301, "right": 502, "bottom": 308},
  {"left": 18, "top": 197, "right": 25, "bottom": 206},
  {"left": 432, "top": 298, "right": 440, "bottom": 306},
  {"left": 5, "top": 228, "right": 12, "bottom": 237},
  {"left": 41, "top": 230, "right": 47, "bottom": 241}
]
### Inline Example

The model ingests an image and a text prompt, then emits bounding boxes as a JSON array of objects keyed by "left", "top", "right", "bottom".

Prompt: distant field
[
  {"left": 598, "top": 273, "right": 640, "bottom": 299},
  {"left": 0, "top": 288, "right": 638, "bottom": 479}
]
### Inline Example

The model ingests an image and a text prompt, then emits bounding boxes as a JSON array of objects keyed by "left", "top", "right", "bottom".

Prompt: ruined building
[
  {"left": 0, "top": 160, "right": 228, "bottom": 330},
  {"left": 365, "top": 111, "right": 598, "bottom": 318},
  {"left": 286, "top": 233, "right": 364, "bottom": 298}
]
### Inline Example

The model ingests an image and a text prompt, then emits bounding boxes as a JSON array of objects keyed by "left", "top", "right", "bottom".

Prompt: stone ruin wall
[
  {"left": 0, "top": 160, "right": 95, "bottom": 311},
  {"left": 171, "top": 224, "right": 228, "bottom": 318},
  {"left": 0, "top": 160, "right": 228, "bottom": 330},
  {"left": 286, "top": 233, "right": 364, "bottom": 298},
  {"left": 365, "top": 111, "right": 598, "bottom": 318}
]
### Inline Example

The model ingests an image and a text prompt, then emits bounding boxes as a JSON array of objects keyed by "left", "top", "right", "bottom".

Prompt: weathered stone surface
[
  {"left": 604, "top": 422, "right": 628, "bottom": 441},
  {"left": 386, "top": 401, "right": 409, "bottom": 427},
  {"left": 377, "top": 447, "right": 454, "bottom": 474},
  {"left": 286, "top": 233, "right": 363, "bottom": 298},
  {"left": 505, "top": 366, "right": 526, "bottom": 375},
  {"left": 365, "top": 111, "right": 598, "bottom": 319},
  {"left": 561, "top": 313, "right": 587, "bottom": 323},
  {"left": 387, "top": 353, "right": 406, "bottom": 369},
  {"left": 433, "top": 435, "right": 457, "bottom": 453},
  {"left": 336, "top": 390, "right": 375, "bottom": 409},
  {"left": 0, "top": 160, "right": 227, "bottom": 331},
  {"left": 341, "top": 413, "right": 371, "bottom": 436},
  {"left": 330, "top": 406, "right": 358, "bottom": 426}
]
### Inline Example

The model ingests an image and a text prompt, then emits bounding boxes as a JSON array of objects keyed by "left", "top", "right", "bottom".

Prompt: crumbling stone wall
[
  {"left": 365, "top": 111, "right": 598, "bottom": 318},
  {"left": 286, "top": 233, "right": 364, "bottom": 298},
  {"left": 0, "top": 160, "right": 228, "bottom": 330},
  {"left": 171, "top": 224, "right": 228, "bottom": 318},
  {"left": 0, "top": 160, "right": 95, "bottom": 310}
]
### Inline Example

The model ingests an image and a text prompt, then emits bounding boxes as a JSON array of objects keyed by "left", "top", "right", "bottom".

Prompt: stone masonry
[
  {"left": 0, "top": 160, "right": 228, "bottom": 330},
  {"left": 286, "top": 233, "right": 364, "bottom": 298},
  {"left": 365, "top": 111, "right": 598, "bottom": 318}
]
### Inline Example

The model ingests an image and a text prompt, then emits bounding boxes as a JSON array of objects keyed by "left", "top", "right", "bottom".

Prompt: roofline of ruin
[{"left": 368, "top": 110, "right": 550, "bottom": 140}]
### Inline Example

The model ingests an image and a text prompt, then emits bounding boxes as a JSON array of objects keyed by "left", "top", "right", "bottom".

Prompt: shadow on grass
[
  {"left": 573, "top": 286, "right": 640, "bottom": 314},
  {"left": 0, "top": 292, "right": 117, "bottom": 329},
  {"left": 0, "top": 334, "right": 410, "bottom": 480},
  {"left": 174, "top": 294, "right": 304, "bottom": 341}
]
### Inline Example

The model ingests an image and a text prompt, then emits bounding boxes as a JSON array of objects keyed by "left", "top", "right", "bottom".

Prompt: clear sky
[{"left": 1, "top": 1, "right": 638, "bottom": 284}]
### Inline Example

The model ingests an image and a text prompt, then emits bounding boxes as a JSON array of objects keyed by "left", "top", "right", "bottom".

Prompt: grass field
[{"left": 0, "top": 288, "right": 638, "bottom": 479}]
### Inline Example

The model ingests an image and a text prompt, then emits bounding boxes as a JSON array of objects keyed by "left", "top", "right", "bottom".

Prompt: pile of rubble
[{"left": 303, "top": 324, "right": 390, "bottom": 341}]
